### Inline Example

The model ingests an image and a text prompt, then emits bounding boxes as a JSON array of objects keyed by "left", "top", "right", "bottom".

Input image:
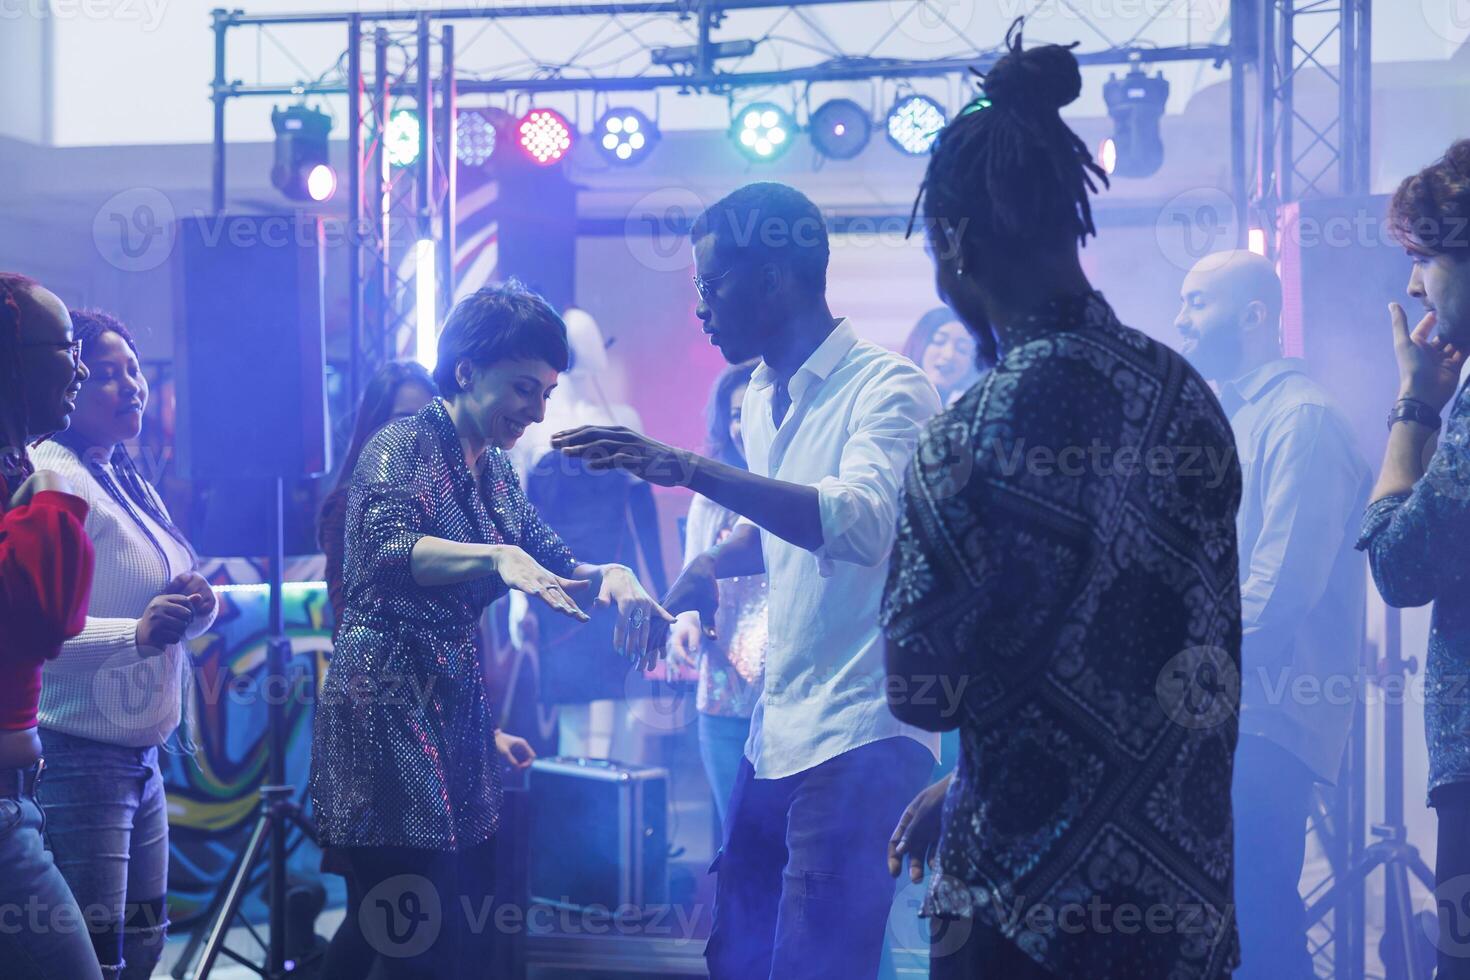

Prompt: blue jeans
[
  {"left": 705, "top": 736, "right": 934, "bottom": 980},
  {"left": 697, "top": 713, "right": 751, "bottom": 829},
  {"left": 0, "top": 769, "right": 104, "bottom": 980},
  {"left": 36, "top": 731, "right": 170, "bottom": 980}
]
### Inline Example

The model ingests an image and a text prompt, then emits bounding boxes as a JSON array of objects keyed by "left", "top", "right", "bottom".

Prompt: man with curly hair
[{"left": 1357, "top": 138, "right": 1470, "bottom": 980}]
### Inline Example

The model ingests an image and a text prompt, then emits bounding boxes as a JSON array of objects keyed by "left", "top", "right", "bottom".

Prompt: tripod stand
[
  {"left": 1304, "top": 607, "right": 1436, "bottom": 980},
  {"left": 172, "top": 478, "right": 320, "bottom": 979}
]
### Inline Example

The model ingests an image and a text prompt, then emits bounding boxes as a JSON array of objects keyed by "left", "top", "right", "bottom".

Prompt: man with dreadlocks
[
  {"left": 880, "top": 23, "right": 1242, "bottom": 979},
  {"left": 0, "top": 272, "right": 103, "bottom": 979}
]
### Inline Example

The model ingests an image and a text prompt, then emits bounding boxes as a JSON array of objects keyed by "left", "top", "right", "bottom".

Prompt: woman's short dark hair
[
  {"left": 706, "top": 361, "right": 757, "bottom": 469},
  {"left": 433, "top": 280, "right": 571, "bottom": 394},
  {"left": 690, "top": 182, "right": 829, "bottom": 294},
  {"left": 1390, "top": 139, "right": 1470, "bottom": 259}
]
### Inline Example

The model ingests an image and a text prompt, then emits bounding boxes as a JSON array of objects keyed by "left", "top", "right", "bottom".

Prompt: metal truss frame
[
  {"left": 1254, "top": 0, "right": 1372, "bottom": 226},
  {"left": 207, "top": 0, "right": 1242, "bottom": 409},
  {"left": 1250, "top": 4, "right": 1372, "bottom": 978}
]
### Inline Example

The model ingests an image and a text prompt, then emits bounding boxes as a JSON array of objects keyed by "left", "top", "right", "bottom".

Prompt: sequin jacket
[
  {"left": 310, "top": 398, "right": 577, "bottom": 850},
  {"left": 881, "top": 292, "right": 1242, "bottom": 979},
  {"left": 1357, "top": 380, "right": 1470, "bottom": 803}
]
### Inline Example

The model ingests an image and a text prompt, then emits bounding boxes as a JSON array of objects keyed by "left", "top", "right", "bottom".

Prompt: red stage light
[{"left": 517, "top": 109, "right": 574, "bottom": 166}]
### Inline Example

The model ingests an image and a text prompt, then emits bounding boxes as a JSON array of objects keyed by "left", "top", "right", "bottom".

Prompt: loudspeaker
[
  {"left": 173, "top": 214, "right": 331, "bottom": 480},
  {"left": 494, "top": 166, "right": 577, "bottom": 312},
  {"left": 528, "top": 757, "right": 668, "bottom": 909},
  {"left": 1278, "top": 195, "right": 1409, "bottom": 461}
]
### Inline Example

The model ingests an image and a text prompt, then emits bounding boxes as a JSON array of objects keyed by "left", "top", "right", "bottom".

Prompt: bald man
[{"left": 1177, "top": 250, "right": 1371, "bottom": 980}]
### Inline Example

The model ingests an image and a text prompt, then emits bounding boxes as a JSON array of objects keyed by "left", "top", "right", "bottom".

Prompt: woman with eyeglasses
[
  {"left": 0, "top": 273, "right": 102, "bottom": 980},
  {"left": 29, "top": 310, "right": 217, "bottom": 980}
]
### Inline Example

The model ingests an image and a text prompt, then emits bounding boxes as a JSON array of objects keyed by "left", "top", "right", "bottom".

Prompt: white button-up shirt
[{"left": 738, "top": 318, "right": 943, "bottom": 778}]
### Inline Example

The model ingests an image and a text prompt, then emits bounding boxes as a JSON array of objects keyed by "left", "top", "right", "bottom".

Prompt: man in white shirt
[{"left": 553, "top": 182, "right": 943, "bottom": 978}]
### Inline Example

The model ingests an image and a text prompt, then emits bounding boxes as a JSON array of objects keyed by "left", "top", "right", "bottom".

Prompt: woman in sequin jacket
[{"left": 310, "top": 282, "right": 673, "bottom": 979}]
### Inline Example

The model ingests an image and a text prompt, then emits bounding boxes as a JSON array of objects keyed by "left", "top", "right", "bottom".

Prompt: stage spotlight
[
  {"left": 456, "top": 109, "right": 499, "bottom": 167},
  {"left": 596, "top": 108, "right": 659, "bottom": 165},
  {"left": 1098, "top": 137, "right": 1118, "bottom": 176},
  {"left": 732, "top": 103, "right": 796, "bottom": 162},
  {"left": 385, "top": 109, "right": 421, "bottom": 168},
  {"left": 809, "top": 99, "right": 870, "bottom": 161},
  {"left": 270, "top": 105, "right": 335, "bottom": 202},
  {"left": 1102, "top": 65, "right": 1169, "bottom": 178},
  {"left": 885, "top": 95, "right": 947, "bottom": 156},
  {"left": 517, "top": 108, "right": 574, "bottom": 166},
  {"left": 305, "top": 164, "right": 336, "bottom": 202}
]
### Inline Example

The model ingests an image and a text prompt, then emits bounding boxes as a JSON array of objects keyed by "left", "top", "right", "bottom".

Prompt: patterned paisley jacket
[{"left": 882, "top": 292, "right": 1243, "bottom": 979}]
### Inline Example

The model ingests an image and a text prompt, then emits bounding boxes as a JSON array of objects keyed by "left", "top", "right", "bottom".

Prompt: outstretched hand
[
  {"left": 551, "top": 426, "right": 697, "bottom": 488},
  {"left": 491, "top": 545, "right": 591, "bottom": 622},
  {"left": 596, "top": 564, "right": 676, "bottom": 671}
]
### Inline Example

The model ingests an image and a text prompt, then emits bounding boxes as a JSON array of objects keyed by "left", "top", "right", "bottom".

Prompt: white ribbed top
[{"left": 31, "top": 442, "right": 215, "bottom": 747}]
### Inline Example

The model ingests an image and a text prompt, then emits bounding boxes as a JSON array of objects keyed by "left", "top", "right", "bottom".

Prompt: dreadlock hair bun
[
  {"left": 910, "top": 17, "right": 1107, "bottom": 267},
  {"left": 984, "top": 37, "right": 1083, "bottom": 113}
]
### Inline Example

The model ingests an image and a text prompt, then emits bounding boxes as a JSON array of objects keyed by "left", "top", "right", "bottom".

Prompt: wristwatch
[{"left": 1387, "top": 398, "right": 1442, "bottom": 432}]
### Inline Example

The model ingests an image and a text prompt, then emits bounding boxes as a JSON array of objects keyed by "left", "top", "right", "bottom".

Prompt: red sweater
[{"left": 0, "top": 486, "right": 95, "bottom": 731}]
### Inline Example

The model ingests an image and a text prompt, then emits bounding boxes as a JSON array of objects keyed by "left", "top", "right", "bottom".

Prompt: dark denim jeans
[
  {"left": 705, "top": 736, "right": 934, "bottom": 980},
  {"left": 0, "top": 770, "right": 103, "bottom": 980},
  {"left": 36, "top": 731, "right": 170, "bottom": 980}
]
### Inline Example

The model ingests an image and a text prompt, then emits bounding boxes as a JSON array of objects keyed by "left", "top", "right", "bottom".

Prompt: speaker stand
[
  {"left": 172, "top": 478, "right": 320, "bottom": 979},
  {"left": 1303, "top": 609, "right": 1437, "bottom": 979}
]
